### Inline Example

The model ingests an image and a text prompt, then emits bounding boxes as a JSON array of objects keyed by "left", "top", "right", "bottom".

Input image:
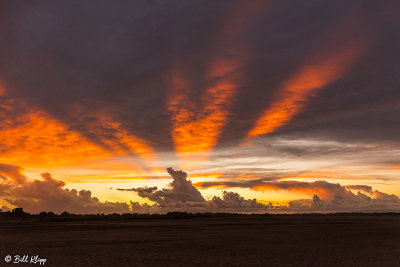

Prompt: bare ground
[{"left": 1, "top": 215, "right": 400, "bottom": 266}]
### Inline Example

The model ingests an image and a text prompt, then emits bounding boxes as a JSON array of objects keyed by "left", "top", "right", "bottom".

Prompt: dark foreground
[{"left": 1, "top": 214, "right": 400, "bottom": 266}]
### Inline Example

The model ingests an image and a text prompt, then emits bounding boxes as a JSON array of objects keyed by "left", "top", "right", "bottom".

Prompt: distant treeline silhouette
[
  {"left": 1, "top": 208, "right": 400, "bottom": 222},
  {"left": 0, "top": 208, "right": 270, "bottom": 222}
]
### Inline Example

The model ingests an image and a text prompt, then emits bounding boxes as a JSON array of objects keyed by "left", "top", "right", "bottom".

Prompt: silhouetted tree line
[
  {"left": 0, "top": 208, "right": 272, "bottom": 222},
  {"left": 1, "top": 208, "right": 399, "bottom": 222}
]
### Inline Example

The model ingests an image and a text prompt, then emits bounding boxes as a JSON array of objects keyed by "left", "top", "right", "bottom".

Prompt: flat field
[{"left": 1, "top": 214, "right": 400, "bottom": 266}]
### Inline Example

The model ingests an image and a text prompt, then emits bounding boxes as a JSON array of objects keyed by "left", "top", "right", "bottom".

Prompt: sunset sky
[{"left": 0, "top": 1, "right": 399, "bottom": 213}]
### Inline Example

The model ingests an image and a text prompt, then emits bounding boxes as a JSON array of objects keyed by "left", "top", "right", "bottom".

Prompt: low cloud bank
[
  {"left": 2, "top": 164, "right": 400, "bottom": 214},
  {"left": 194, "top": 179, "right": 400, "bottom": 213},
  {"left": 120, "top": 168, "right": 400, "bottom": 213},
  {"left": 120, "top": 167, "right": 269, "bottom": 213},
  {"left": 0, "top": 164, "right": 130, "bottom": 214}
]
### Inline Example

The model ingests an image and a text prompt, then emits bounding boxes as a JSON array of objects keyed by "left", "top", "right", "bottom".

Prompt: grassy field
[{"left": 1, "top": 214, "right": 400, "bottom": 266}]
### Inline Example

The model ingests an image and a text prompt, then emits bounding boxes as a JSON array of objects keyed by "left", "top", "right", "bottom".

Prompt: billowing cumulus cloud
[
  {"left": 344, "top": 185, "right": 373, "bottom": 194},
  {"left": 193, "top": 175, "right": 400, "bottom": 213},
  {"left": 1, "top": 165, "right": 400, "bottom": 213},
  {"left": 209, "top": 191, "right": 268, "bottom": 211},
  {"left": 118, "top": 167, "right": 205, "bottom": 207},
  {"left": 120, "top": 168, "right": 400, "bottom": 213},
  {"left": 119, "top": 168, "right": 272, "bottom": 212},
  {"left": 287, "top": 189, "right": 400, "bottom": 213},
  {"left": 0, "top": 164, "right": 129, "bottom": 214},
  {"left": 0, "top": 163, "right": 26, "bottom": 184}
]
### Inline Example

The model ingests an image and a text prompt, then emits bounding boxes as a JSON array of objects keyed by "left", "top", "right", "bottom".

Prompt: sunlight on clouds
[
  {"left": 199, "top": 186, "right": 310, "bottom": 206},
  {"left": 168, "top": 59, "right": 240, "bottom": 156},
  {"left": 0, "top": 1, "right": 398, "bottom": 211},
  {"left": 168, "top": 1, "right": 268, "bottom": 162},
  {"left": 65, "top": 180, "right": 169, "bottom": 204},
  {"left": 0, "top": 109, "right": 162, "bottom": 179},
  {"left": 84, "top": 114, "right": 156, "bottom": 159},
  {"left": 0, "top": 112, "right": 112, "bottom": 168},
  {"left": 247, "top": 39, "right": 368, "bottom": 139}
]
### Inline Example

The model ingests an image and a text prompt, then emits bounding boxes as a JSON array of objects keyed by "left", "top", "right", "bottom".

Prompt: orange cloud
[
  {"left": 0, "top": 108, "right": 158, "bottom": 170},
  {"left": 194, "top": 182, "right": 228, "bottom": 190},
  {"left": 94, "top": 114, "right": 156, "bottom": 159},
  {"left": 0, "top": 112, "right": 112, "bottom": 168},
  {"left": 251, "top": 183, "right": 334, "bottom": 200},
  {"left": 246, "top": 39, "right": 368, "bottom": 139},
  {"left": 168, "top": 60, "right": 240, "bottom": 155},
  {"left": 189, "top": 173, "right": 222, "bottom": 179},
  {"left": 194, "top": 180, "right": 364, "bottom": 201},
  {"left": 383, "top": 164, "right": 400, "bottom": 170},
  {"left": 168, "top": 1, "right": 268, "bottom": 156}
]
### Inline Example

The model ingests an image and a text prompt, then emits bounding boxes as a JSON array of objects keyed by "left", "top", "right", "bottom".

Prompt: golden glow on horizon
[
  {"left": 384, "top": 164, "right": 400, "bottom": 170},
  {"left": 251, "top": 184, "right": 336, "bottom": 200},
  {"left": 195, "top": 181, "right": 337, "bottom": 201},
  {"left": 190, "top": 173, "right": 222, "bottom": 179}
]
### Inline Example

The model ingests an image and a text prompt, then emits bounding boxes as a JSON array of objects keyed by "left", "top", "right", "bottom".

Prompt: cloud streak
[
  {"left": 0, "top": 1, "right": 397, "bottom": 160},
  {"left": 246, "top": 34, "right": 369, "bottom": 139},
  {"left": 168, "top": 1, "right": 268, "bottom": 156}
]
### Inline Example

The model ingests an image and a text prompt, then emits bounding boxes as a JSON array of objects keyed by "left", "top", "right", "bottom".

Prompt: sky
[{"left": 0, "top": 0, "right": 400, "bottom": 213}]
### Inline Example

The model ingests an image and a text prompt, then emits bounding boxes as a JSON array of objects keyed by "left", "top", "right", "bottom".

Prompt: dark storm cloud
[
  {"left": 0, "top": 0, "right": 398, "bottom": 154},
  {"left": 0, "top": 0, "right": 236, "bottom": 151}
]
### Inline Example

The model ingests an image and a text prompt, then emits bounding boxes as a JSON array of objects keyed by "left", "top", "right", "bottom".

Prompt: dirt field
[{"left": 1, "top": 215, "right": 400, "bottom": 266}]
